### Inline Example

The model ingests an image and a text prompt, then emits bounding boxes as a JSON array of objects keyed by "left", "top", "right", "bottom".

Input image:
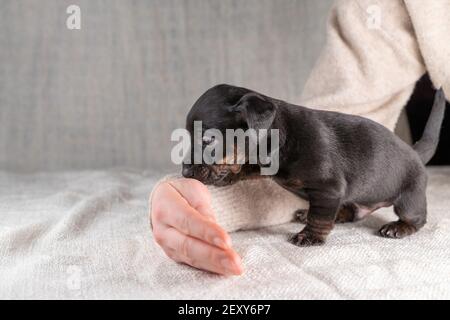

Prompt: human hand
[{"left": 150, "top": 178, "right": 243, "bottom": 276}]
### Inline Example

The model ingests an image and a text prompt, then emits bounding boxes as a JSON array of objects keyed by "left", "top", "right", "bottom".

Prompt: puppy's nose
[{"left": 182, "top": 167, "right": 194, "bottom": 178}]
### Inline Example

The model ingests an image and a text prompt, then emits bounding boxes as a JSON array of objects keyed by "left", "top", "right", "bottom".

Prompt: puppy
[{"left": 182, "top": 84, "right": 447, "bottom": 246}]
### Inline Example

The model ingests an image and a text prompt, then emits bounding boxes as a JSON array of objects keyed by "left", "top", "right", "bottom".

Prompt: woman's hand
[{"left": 150, "top": 178, "right": 243, "bottom": 276}]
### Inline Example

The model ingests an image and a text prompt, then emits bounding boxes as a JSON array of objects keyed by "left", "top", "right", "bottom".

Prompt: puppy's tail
[{"left": 413, "top": 88, "right": 447, "bottom": 164}]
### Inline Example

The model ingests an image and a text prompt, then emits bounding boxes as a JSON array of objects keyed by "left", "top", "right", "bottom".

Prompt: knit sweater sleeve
[{"left": 150, "top": 0, "right": 427, "bottom": 233}]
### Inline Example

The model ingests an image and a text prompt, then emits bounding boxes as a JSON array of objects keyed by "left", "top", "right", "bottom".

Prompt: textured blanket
[{"left": 0, "top": 168, "right": 449, "bottom": 299}]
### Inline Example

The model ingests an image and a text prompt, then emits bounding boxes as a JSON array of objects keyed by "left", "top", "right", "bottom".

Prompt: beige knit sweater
[{"left": 151, "top": 0, "right": 450, "bottom": 232}]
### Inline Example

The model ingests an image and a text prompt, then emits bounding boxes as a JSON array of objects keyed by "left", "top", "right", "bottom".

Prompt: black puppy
[{"left": 182, "top": 84, "right": 447, "bottom": 246}]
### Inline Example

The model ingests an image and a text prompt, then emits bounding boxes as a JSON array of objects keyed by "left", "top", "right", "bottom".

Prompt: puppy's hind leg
[{"left": 379, "top": 178, "right": 427, "bottom": 239}]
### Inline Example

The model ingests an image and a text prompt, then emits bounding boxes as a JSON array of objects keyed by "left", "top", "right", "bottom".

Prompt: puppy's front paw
[
  {"left": 379, "top": 221, "right": 417, "bottom": 238},
  {"left": 289, "top": 231, "right": 325, "bottom": 247}
]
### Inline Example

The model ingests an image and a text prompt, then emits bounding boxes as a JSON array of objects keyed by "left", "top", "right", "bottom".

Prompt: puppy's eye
[{"left": 202, "top": 136, "right": 216, "bottom": 145}]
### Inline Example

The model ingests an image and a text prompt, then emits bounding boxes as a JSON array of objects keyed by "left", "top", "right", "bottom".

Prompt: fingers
[
  {"left": 162, "top": 226, "right": 243, "bottom": 276},
  {"left": 154, "top": 182, "right": 231, "bottom": 249},
  {"left": 163, "top": 194, "right": 232, "bottom": 249}
]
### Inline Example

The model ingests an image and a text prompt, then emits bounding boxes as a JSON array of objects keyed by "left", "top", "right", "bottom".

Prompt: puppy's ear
[{"left": 230, "top": 93, "right": 276, "bottom": 129}]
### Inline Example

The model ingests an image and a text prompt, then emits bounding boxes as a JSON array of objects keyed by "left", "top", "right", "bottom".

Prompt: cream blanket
[{"left": 1, "top": 168, "right": 449, "bottom": 299}]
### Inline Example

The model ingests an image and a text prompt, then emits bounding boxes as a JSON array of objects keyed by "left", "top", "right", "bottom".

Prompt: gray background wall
[{"left": 0, "top": 0, "right": 333, "bottom": 173}]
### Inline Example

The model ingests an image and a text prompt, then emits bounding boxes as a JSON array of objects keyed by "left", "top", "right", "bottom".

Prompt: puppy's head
[{"left": 182, "top": 84, "right": 278, "bottom": 186}]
